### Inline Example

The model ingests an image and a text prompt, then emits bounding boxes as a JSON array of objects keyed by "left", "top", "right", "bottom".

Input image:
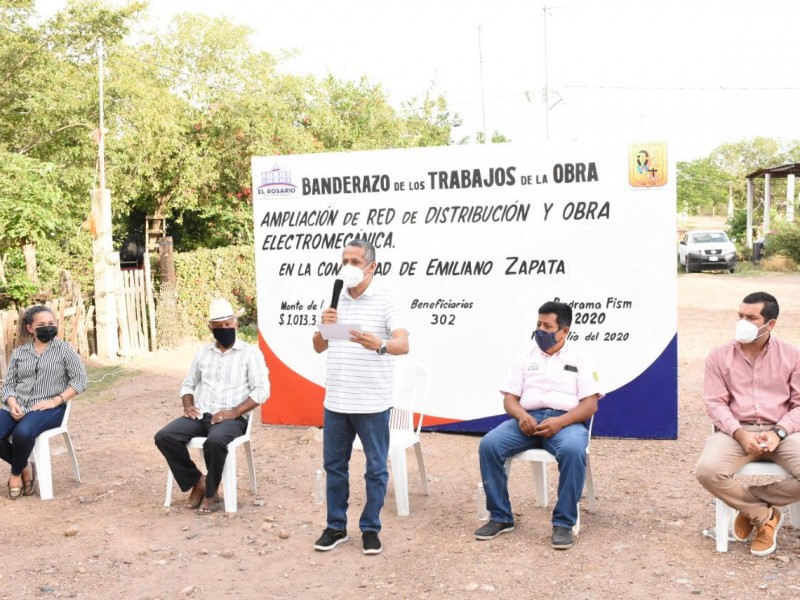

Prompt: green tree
[
  {"left": 0, "top": 0, "right": 143, "bottom": 298},
  {"left": 0, "top": 150, "right": 66, "bottom": 284},
  {"left": 676, "top": 158, "right": 730, "bottom": 216}
]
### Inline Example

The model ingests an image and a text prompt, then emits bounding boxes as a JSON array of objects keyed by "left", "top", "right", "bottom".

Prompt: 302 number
[{"left": 431, "top": 314, "right": 456, "bottom": 325}]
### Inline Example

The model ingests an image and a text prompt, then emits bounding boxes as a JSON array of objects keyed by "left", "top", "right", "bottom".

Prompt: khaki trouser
[{"left": 696, "top": 425, "right": 800, "bottom": 526}]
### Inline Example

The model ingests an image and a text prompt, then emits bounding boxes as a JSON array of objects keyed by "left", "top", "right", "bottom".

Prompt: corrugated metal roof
[{"left": 746, "top": 163, "right": 800, "bottom": 179}]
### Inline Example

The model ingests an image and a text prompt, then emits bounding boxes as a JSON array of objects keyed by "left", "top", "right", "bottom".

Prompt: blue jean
[
  {"left": 323, "top": 407, "right": 391, "bottom": 532},
  {"left": 478, "top": 409, "right": 589, "bottom": 528},
  {"left": 0, "top": 405, "right": 67, "bottom": 475}
]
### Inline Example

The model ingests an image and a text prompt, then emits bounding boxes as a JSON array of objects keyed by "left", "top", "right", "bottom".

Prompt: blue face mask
[{"left": 534, "top": 328, "right": 560, "bottom": 352}]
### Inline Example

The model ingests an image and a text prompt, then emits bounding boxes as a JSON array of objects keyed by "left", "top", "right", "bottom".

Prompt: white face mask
[
  {"left": 341, "top": 264, "right": 368, "bottom": 289},
  {"left": 735, "top": 319, "right": 768, "bottom": 344}
]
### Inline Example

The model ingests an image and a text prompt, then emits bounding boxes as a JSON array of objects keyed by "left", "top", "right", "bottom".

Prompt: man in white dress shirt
[{"left": 155, "top": 298, "right": 269, "bottom": 513}]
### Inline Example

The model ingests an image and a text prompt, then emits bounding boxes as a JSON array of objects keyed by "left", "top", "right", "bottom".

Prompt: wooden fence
[
  {"left": 0, "top": 259, "right": 158, "bottom": 378},
  {"left": 117, "top": 260, "right": 156, "bottom": 356},
  {"left": 0, "top": 284, "right": 92, "bottom": 380}
]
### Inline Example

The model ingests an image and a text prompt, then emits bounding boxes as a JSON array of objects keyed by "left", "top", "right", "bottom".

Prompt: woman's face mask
[{"left": 35, "top": 325, "right": 58, "bottom": 343}]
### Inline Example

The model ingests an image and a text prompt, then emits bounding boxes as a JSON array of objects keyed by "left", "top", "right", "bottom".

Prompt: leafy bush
[
  {"left": 173, "top": 245, "right": 256, "bottom": 338},
  {"left": 764, "top": 223, "right": 800, "bottom": 264},
  {"left": 1, "top": 273, "right": 38, "bottom": 308}
]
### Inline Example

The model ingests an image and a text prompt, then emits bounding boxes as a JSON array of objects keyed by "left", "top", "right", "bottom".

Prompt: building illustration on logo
[
  {"left": 257, "top": 164, "right": 297, "bottom": 196},
  {"left": 629, "top": 142, "right": 668, "bottom": 188}
]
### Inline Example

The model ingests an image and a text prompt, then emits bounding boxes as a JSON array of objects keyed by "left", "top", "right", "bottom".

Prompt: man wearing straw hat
[{"left": 154, "top": 298, "right": 270, "bottom": 513}]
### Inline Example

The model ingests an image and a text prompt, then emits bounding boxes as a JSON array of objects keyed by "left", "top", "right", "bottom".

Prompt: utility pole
[
  {"left": 478, "top": 26, "right": 487, "bottom": 144},
  {"left": 543, "top": 6, "right": 563, "bottom": 140},
  {"left": 91, "top": 38, "right": 120, "bottom": 359},
  {"left": 543, "top": 6, "right": 550, "bottom": 141}
]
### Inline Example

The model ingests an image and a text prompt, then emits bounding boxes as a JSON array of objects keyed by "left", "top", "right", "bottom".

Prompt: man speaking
[{"left": 312, "top": 238, "right": 409, "bottom": 555}]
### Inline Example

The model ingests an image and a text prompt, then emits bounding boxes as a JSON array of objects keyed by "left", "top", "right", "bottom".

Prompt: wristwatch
[
  {"left": 377, "top": 340, "right": 388, "bottom": 355},
  {"left": 772, "top": 426, "right": 788, "bottom": 441}
]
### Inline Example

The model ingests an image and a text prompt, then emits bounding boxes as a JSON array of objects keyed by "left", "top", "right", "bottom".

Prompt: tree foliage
[
  {"left": 0, "top": 1, "right": 460, "bottom": 304},
  {"left": 678, "top": 137, "right": 800, "bottom": 223}
]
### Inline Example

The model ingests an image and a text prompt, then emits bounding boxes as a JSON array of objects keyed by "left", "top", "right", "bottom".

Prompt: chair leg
[
  {"left": 788, "top": 501, "right": 800, "bottom": 529},
  {"left": 388, "top": 446, "right": 410, "bottom": 516},
  {"left": 530, "top": 461, "right": 548, "bottom": 508},
  {"left": 244, "top": 441, "right": 257, "bottom": 495},
  {"left": 573, "top": 504, "right": 581, "bottom": 536},
  {"left": 715, "top": 498, "right": 731, "bottom": 552},
  {"left": 164, "top": 470, "right": 175, "bottom": 507},
  {"left": 413, "top": 442, "right": 429, "bottom": 496},
  {"left": 584, "top": 455, "right": 597, "bottom": 513},
  {"left": 62, "top": 432, "right": 81, "bottom": 483},
  {"left": 32, "top": 438, "right": 54, "bottom": 500},
  {"left": 222, "top": 450, "right": 238, "bottom": 513}
]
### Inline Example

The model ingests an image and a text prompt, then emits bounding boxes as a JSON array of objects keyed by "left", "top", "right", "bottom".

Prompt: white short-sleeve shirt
[
  {"left": 323, "top": 281, "right": 407, "bottom": 414},
  {"left": 499, "top": 342, "right": 603, "bottom": 411}
]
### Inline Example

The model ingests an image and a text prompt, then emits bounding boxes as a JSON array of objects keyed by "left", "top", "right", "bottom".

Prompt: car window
[{"left": 690, "top": 232, "right": 728, "bottom": 243}]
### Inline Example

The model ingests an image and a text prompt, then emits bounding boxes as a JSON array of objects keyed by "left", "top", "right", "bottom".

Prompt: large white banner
[{"left": 252, "top": 141, "right": 677, "bottom": 438}]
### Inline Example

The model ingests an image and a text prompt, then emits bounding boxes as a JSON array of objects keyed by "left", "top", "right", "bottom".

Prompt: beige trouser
[{"left": 696, "top": 425, "right": 800, "bottom": 526}]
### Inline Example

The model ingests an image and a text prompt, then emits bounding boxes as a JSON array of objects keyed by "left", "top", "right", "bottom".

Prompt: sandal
[
  {"left": 197, "top": 496, "right": 222, "bottom": 514},
  {"left": 7, "top": 478, "right": 23, "bottom": 500},
  {"left": 22, "top": 463, "right": 37, "bottom": 497}
]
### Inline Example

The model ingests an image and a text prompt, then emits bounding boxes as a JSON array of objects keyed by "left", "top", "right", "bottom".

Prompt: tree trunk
[{"left": 22, "top": 243, "right": 38, "bottom": 282}]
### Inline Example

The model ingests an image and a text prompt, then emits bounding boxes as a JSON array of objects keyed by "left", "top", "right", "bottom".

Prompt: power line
[{"left": 565, "top": 84, "right": 800, "bottom": 92}]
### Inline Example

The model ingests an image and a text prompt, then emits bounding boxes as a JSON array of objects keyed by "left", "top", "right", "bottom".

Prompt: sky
[{"left": 35, "top": 0, "right": 800, "bottom": 162}]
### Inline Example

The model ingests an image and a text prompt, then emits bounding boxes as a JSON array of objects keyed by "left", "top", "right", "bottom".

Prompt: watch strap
[{"left": 772, "top": 426, "right": 787, "bottom": 440}]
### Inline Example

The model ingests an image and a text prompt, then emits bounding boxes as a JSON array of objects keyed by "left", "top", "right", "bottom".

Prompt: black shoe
[
  {"left": 551, "top": 526, "right": 574, "bottom": 549},
  {"left": 362, "top": 530, "right": 382, "bottom": 555},
  {"left": 474, "top": 520, "right": 515, "bottom": 540},
  {"left": 314, "top": 528, "right": 348, "bottom": 551}
]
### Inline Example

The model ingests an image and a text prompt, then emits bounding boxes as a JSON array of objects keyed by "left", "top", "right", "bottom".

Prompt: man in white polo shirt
[
  {"left": 474, "top": 301, "right": 603, "bottom": 549},
  {"left": 312, "top": 238, "right": 409, "bottom": 555}
]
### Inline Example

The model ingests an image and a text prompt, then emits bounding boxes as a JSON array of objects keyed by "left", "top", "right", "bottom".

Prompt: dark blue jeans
[
  {"left": 323, "top": 407, "right": 391, "bottom": 533},
  {"left": 0, "top": 405, "right": 67, "bottom": 475},
  {"left": 478, "top": 409, "right": 589, "bottom": 528}
]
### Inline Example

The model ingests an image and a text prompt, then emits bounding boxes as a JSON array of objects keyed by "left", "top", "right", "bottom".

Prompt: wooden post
[
  {"left": 159, "top": 237, "right": 176, "bottom": 288},
  {"left": 143, "top": 251, "right": 157, "bottom": 351},
  {"left": 22, "top": 243, "right": 38, "bottom": 283},
  {"left": 92, "top": 188, "right": 120, "bottom": 359}
]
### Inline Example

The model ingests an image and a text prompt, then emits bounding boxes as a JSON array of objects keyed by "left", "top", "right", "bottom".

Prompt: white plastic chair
[
  {"left": 504, "top": 416, "right": 596, "bottom": 534},
  {"left": 163, "top": 411, "right": 257, "bottom": 513},
  {"left": 354, "top": 361, "right": 430, "bottom": 516},
  {"left": 714, "top": 460, "right": 800, "bottom": 552},
  {"left": 31, "top": 400, "right": 81, "bottom": 500}
]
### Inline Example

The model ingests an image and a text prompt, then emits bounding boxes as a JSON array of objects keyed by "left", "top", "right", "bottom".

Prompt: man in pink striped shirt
[{"left": 696, "top": 291, "right": 800, "bottom": 556}]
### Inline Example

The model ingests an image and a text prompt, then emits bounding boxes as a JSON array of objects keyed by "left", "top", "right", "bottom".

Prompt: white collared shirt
[
  {"left": 499, "top": 342, "right": 603, "bottom": 411},
  {"left": 180, "top": 339, "right": 270, "bottom": 414}
]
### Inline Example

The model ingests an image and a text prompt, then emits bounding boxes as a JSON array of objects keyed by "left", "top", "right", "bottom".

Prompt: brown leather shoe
[
  {"left": 733, "top": 511, "right": 753, "bottom": 541},
  {"left": 751, "top": 508, "right": 783, "bottom": 556}
]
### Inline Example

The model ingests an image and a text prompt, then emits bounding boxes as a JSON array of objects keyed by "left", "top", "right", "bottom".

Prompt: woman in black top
[{"left": 0, "top": 306, "right": 87, "bottom": 498}]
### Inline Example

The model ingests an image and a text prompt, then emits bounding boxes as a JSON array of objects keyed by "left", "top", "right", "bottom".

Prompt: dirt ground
[{"left": 3, "top": 272, "right": 800, "bottom": 600}]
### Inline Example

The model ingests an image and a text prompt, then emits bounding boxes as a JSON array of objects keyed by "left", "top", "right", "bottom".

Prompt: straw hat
[{"left": 208, "top": 298, "right": 245, "bottom": 322}]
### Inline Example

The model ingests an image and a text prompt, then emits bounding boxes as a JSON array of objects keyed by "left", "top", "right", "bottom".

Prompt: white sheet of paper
[{"left": 318, "top": 323, "right": 361, "bottom": 341}]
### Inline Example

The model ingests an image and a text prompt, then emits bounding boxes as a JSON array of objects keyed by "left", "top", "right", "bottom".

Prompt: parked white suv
[{"left": 677, "top": 230, "right": 737, "bottom": 273}]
